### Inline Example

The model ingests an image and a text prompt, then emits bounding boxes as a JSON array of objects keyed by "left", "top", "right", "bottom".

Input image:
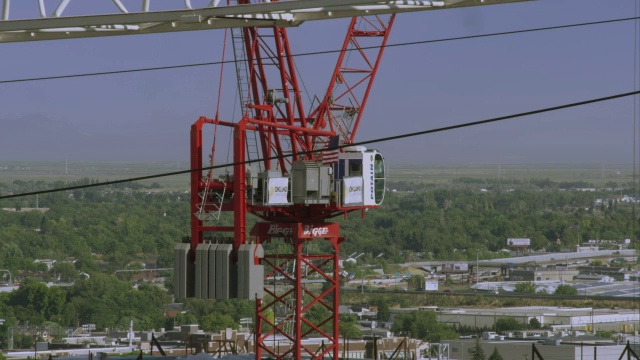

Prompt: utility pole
[{"left": 476, "top": 252, "right": 479, "bottom": 285}]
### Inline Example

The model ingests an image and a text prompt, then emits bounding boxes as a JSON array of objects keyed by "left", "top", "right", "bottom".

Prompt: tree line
[
  {"left": 0, "top": 177, "right": 636, "bottom": 278},
  {"left": 0, "top": 275, "right": 256, "bottom": 349},
  {"left": 0, "top": 177, "right": 636, "bottom": 348}
]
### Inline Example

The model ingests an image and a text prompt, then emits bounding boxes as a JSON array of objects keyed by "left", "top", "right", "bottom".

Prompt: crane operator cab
[
  {"left": 334, "top": 146, "right": 385, "bottom": 207},
  {"left": 253, "top": 146, "right": 385, "bottom": 208}
]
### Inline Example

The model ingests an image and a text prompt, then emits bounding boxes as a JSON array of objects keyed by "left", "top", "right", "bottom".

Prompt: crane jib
[{"left": 0, "top": 0, "right": 530, "bottom": 43}]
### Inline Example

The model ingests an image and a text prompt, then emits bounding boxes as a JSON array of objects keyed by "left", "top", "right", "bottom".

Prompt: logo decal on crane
[
  {"left": 266, "top": 224, "right": 293, "bottom": 236},
  {"left": 370, "top": 163, "right": 375, "bottom": 200},
  {"left": 302, "top": 225, "right": 330, "bottom": 237}
]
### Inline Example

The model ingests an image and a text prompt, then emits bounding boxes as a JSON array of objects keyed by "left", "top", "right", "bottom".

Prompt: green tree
[
  {"left": 495, "top": 317, "right": 523, "bottom": 333},
  {"left": 0, "top": 297, "right": 17, "bottom": 348},
  {"left": 13, "top": 333, "right": 36, "bottom": 349},
  {"left": 304, "top": 304, "right": 331, "bottom": 335},
  {"left": 408, "top": 275, "right": 424, "bottom": 290},
  {"left": 471, "top": 337, "right": 485, "bottom": 360},
  {"left": 554, "top": 284, "right": 578, "bottom": 295},
  {"left": 488, "top": 347, "right": 504, "bottom": 360},
  {"left": 44, "top": 286, "right": 66, "bottom": 320},
  {"left": 340, "top": 314, "right": 363, "bottom": 339},
  {"left": 9, "top": 278, "right": 51, "bottom": 323},
  {"left": 596, "top": 330, "right": 614, "bottom": 339},
  {"left": 199, "top": 313, "right": 238, "bottom": 332},
  {"left": 513, "top": 282, "right": 537, "bottom": 294},
  {"left": 529, "top": 318, "right": 541, "bottom": 329},
  {"left": 52, "top": 262, "right": 78, "bottom": 283},
  {"left": 372, "top": 297, "right": 390, "bottom": 322},
  {"left": 262, "top": 308, "right": 275, "bottom": 333},
  {"left": 178, "top": 311, "right": 200, "bottom": 327},
  {"left": 62, "top": 274, "right": 170, "bottom": 329},
  {"left": 391, "top": 311, "right": 457, "bottom": 342}
]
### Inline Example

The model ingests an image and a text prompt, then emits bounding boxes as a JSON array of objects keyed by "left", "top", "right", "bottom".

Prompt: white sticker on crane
[
  {"left": 343, "top": 177, "right": 363, "bottom": 205},
  {"left": 267, "top": 177, "right": 289, "bottom": 205}
]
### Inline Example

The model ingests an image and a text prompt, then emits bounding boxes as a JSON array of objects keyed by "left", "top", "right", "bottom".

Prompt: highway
[{"left": 342, "top": 287, "right": 640, "bottom": 303}]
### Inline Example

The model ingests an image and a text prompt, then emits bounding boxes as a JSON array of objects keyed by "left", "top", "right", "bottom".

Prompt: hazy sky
[{"left": 0, "top": 0, "right": 638, "bottom": 165}]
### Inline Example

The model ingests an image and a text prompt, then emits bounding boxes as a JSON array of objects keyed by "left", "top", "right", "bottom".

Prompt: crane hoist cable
[{"left": 208, "top": 28, "right": 229, "bottom": 181}]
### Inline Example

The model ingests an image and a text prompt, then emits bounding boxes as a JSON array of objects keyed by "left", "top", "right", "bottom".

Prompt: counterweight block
[{"left": 173, "top": 242, "right": 264, "bottom": 301}]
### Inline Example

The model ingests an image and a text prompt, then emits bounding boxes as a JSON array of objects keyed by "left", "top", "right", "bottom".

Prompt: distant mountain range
[
  {"left": 0, "top": 114, "right": 187, "bottom": 161},
  {"left": 0, "top": 114, "right": 632, "bottom": 164}
]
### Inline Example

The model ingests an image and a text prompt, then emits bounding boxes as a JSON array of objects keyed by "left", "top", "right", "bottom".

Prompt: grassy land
[
  {"left": 0, "top": 160, "right": 190, "bottom": 190},
  {"left": 1, "top": 161, "right": 635, "bottom": 190},
  {"left": 387, "top": 163, "right": 634, "bottom": 187}
]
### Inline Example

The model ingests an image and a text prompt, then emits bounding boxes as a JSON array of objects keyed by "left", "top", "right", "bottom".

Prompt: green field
[
  {"left": 387, "top": 162, "right": 635, "bottom": 186},
  {"left": 0, "top": 160, "right": 635, "bottom": 190},
  {"left": 0, "top": 160, "right": 190, "bottom": 190}
]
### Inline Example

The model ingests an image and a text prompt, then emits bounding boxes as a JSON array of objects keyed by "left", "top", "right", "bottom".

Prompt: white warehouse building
[{"left": 388, "top": 306, "right": 640, "bottom": 333}]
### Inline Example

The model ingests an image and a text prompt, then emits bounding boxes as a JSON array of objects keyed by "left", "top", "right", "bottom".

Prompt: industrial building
[
  {"left": 388, "top": 306, "right": 640, "bottom": 333},
  {"left": 446, "top": 338, "right": 631, "bottom": 360}
]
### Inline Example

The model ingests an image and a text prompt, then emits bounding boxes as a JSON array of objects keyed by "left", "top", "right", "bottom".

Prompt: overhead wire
[
  {"left": 0, "top": 16, "right": 638, "bottom": 85},
  {"left": 631, "top": 0, "right": 640, "bottom": 245},
  {"left": 1, "top": 14, "right": 639, "bottom": 198},
  {"left": 2, "top": 89, "right": 640, "bottom": 200},
  {"left": 635, "top": 0, "right": 639, "bottom": 248},
  {"left": 0, "top": 8, "right": 636, "bottom": 335},
  {"left": 634, "top": 0, "right": 640, "bottom": 332}
]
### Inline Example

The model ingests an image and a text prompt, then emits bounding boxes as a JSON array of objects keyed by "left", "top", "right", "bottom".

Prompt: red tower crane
[
  {"left": 185, "top": 13, "right": 394, "bottom": 360},
  {"left": 0, "top": 1, "right": 529, "bottom": 359}
]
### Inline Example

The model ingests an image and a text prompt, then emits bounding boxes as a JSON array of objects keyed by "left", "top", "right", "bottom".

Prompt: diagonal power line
[
  {"left": 0, "top": 16, "right": 637, "bottom": 85},
  {"left": 1, "top": 89, "right": 639, "bottom": 200}
]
